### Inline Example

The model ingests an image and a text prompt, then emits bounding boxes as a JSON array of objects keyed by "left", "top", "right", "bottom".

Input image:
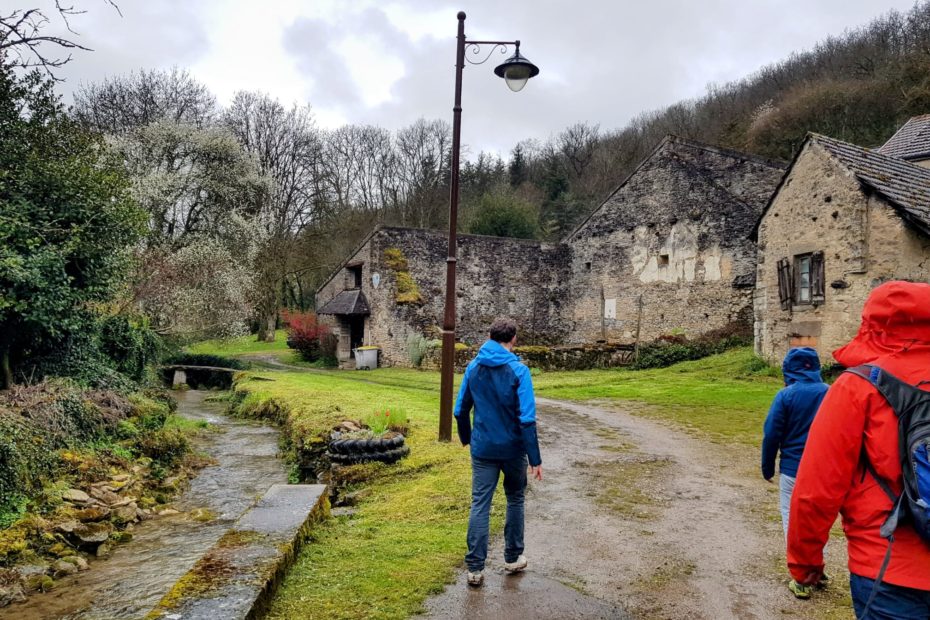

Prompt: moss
[
  {"left": 382, "top": 247, "right": 409, "bottom": 271},
  {"left": 216, "top": 529, "right": 264, "bottom": 548},
  {"left": 383, "top": 248, "right": 423, "bottom": 305}
]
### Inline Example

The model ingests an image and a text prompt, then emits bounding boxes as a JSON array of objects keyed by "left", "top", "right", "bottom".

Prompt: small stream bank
[{"left": 1, "top": 390, "right": 287, "bottom": 620}]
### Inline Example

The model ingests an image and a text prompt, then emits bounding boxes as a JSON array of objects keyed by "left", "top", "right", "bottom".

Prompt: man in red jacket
[{"left": 787, "top": 281, "right": 930, "bottom": 618}]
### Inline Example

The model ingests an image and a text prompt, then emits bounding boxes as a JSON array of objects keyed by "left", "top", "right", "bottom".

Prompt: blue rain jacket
[
  {"left": 761, "top": 347, "right": 829, "bottom": 479},
  {"left": 454, "top": 340, "right": 541, "bottom": 466}
]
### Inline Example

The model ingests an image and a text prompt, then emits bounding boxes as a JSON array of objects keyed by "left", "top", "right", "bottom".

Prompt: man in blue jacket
[
  {"left": 761, "top": 346, "right": 829, "bottom": 599},
  {"left": 454, "top": 318, "right": 542, "bottom": 587}
]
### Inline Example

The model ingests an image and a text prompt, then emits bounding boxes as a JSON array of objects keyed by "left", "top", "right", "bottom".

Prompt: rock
[
  {"left": 188, "top": 508, "right": 215, "bottom": 522},
  {"left": 0, "top": 569, "right": 26, "bottom": 606},
  {"left": 61, "top": 556, "right": 89, "bottom": 572},
  {"left": 73, "top": 506, "right": 110, "bottom": 522},
  {"left": 56, "top": 520, "right": 81, "bottom": 534},
  {"left": 61, "top": 489, "right": 91, "bottom": 504},
  {"left": 136, "top": 508, "right": 149, "bottom": 521},
  {"left": 48, "top": 543, "right": 73, "bottom": 557},
  {"left": 89, "top": 487, "right": 121, "bottom": 506},
  {"left": 112, "top": 505, "right": 138, "bottom": 524},
  {"left": 109, "top": 497, "right": 136, "bottom": 508},
  {"left": 13, "top": 564, "right": 49, "bottom": 580},
  {"left": 72, "top": 522, "right": 112, "bottom": 545},
  {"left": 51, "top": 559, "right": 78, "bottom": 577},
  {"left": 157, "top": 508, "right": 180, "bottom": 516},
  {"left": 95, "top": 542, "right": 112, "bottom": 558},
  {"left": 110, "top": 474, "right": 130, "bottom": 482},
  {"left": 24, "top": 574, "right": 54, "bottom": 593}
]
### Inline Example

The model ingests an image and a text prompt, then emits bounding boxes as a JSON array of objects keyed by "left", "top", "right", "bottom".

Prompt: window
[
  {"left": 658, "top": 254, "right": 670, "bottom": 267},
  {"left": 347, "top": 264, "right": 363, "bottom": 289},
  {"left": 777, "top": 252, "right": 825, "bottom": 310}
]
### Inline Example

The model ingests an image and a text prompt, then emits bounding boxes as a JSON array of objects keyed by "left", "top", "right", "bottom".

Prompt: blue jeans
[
  {"left": 465, "top": 455, "right": 527, "bottom": 572},
  {"left": 851, "top": 574, "right": 930, "bottom": 619},
  {"left": 779, "top": 474, "right": 795, "bottom": 539}
]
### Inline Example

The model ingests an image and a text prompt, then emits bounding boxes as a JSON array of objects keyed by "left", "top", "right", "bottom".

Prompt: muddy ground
[{"left": 423, "top": 398, "right": 851, "bottom": 620}]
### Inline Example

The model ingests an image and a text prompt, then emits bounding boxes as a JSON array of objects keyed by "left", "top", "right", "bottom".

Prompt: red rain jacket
[{"left": 787, "top": 281, "right": 930, "bottom": 590}]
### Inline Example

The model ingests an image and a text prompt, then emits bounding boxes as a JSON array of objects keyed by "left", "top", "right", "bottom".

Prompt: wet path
[
  {"left": 2, "top": 391, "right": 287, "bottom": 620},
  {"left": 423, "top": 398, "right": 841, "bottom": 620}
]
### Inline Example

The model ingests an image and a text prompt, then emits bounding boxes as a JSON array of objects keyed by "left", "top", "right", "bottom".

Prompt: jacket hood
[
  {"left": 834, "top": 281, "right": 930, "bottom": 367},
  {"left": 782, "top": 347, "right": 823, "bottom": 384},
  {"left": 475, "top": 340, "right": 518, "bottom": 367}
]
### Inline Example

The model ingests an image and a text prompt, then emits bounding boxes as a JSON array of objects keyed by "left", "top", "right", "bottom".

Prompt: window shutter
[
  {"left": 811, "top": 251, "right": 825, "bottom": 304},
  {"left": 776, "top": 258, "right": 792, "bottom": 310}
]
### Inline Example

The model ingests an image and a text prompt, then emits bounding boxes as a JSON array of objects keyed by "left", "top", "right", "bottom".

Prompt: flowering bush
[{"left": 282, "top": 310, "right": 333, "bottom": 362}]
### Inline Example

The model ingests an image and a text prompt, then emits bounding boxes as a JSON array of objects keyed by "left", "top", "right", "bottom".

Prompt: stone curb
[{"left": 146, "top": 484, "right": 329, "bottom": 620}]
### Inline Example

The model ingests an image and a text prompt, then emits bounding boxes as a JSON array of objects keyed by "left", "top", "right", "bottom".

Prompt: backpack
[{"left": 846, "top": 364, "right": 930, "bottom": 612}]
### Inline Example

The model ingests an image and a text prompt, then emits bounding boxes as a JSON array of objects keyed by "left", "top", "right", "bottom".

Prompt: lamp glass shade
[{"left": 494, "top": 50, "right": 539, "bottom": 92}]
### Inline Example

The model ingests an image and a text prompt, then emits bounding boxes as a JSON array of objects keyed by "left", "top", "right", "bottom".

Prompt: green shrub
[
  {"left": 406, "top": 334, "right": 430, "bottom": 367},
  {"left": 136, "top": 428, "right": 189, "bottom": 468},
  {"left": 99, "top": 316, "right": 162, "bottom": 381},
  {"left": 632, "top": 326, "right": 752, "bottom": 370}
]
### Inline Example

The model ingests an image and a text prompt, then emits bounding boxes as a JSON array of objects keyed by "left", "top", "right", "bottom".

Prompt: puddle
[{"left": 1, "top": 390, "right": 287, "bottom": 620}]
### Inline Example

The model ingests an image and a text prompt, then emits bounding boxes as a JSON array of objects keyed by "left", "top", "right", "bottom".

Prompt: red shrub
[{"left": 282, "top": 311, "right": 332, "bottom": 361}]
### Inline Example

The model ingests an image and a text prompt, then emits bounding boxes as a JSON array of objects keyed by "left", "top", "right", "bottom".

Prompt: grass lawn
[
  {"left": 189, "top": 337, "right": 785, "bottom": 618},
  {"left": 187, "top": 329, "right": 291, "bottom": 357}
]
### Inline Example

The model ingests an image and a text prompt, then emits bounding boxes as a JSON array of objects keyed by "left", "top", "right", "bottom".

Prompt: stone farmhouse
[
  {"left": 754, "top": 118, "right": 930, "bottom": 364},
  {"left": 316, "top": 135, "right": 785, "bottom": 367}
]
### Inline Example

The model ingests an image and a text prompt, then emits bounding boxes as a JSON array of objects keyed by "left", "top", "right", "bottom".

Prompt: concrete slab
[{"left": 147, "top": 484, "right": 328, "bottom": 620}]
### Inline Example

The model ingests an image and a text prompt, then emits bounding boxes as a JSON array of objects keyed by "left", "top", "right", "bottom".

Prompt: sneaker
[
  {"left": 503, "top": 555, "right": 528, "bottom": 574},
  {"left": 788, "top": 579, "right": 812, "bottom": 599},
  {"left": 816, "top": 572, "right": 830, "bottom": 589},
  {"left": 467, "top": 571, "right": 484, "bottom": 587}
]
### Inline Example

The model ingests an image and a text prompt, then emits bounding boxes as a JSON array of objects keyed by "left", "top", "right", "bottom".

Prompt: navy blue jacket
[
  {"left": 454, "top": 340, "right": 541, "bottom": 466},
  {"left": 761, "top": 347, "right": 829, "bottom": 479}
]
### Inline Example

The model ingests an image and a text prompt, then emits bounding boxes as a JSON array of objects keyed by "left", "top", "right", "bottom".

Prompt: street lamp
[{"left": 438, "top": 11, "right": 539, "bottom": 442}]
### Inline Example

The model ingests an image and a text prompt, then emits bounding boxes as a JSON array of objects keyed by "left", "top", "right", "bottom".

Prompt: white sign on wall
[
  {"left": 371, "top": 273, "right": 381, "bottom": 288},
  {"left": 604, "top": 298, "right": 617, "bottom": 320}
]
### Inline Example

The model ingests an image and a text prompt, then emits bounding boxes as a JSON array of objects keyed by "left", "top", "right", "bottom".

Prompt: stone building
[
  {"left": 316, "top": 136, "right": 786, "bottom": 367},
  {"left": 564, "top": 136, "right": 785, "bottom": 344},
  {"left": 753, "top": 124, "right": 930, "bottom": 364},
  {"left": 316, "top": 227, "right": 569, "bottom": 366}
]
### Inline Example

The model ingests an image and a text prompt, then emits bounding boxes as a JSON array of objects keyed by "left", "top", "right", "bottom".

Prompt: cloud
[{"left": 37, "top": 0, "right": 921, "bottom": 155}]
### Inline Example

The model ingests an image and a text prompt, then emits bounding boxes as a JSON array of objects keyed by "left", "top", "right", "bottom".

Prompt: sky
[{"left": 31, "top": 0, "right": 921, "bottom": 157}]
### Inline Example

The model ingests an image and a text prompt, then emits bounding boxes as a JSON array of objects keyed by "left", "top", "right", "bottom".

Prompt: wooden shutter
[
  {"left": 776, "top": 258, "right": 792, "bottom": 310},
  {"left": 811, "top": 251, "right": 825, "bottom": 304}
]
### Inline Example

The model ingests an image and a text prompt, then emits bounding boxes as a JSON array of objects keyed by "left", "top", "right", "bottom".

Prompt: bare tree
[
  {"left": 73, "top": 67, "right": 216, "bottom": 133},
  {"left": 394, "top": 118, "right": 451, "bottom": 227},
  {"left": 222, "top": 91, "right": 323, "bottom": 341},
  {"left": 0, "top": 1, "right": 120, "bottom": 75}
]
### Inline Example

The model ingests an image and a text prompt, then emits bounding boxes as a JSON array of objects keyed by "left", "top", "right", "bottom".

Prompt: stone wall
[
  {"left": 421, "top": 343, "right": 636, "bottom": 373},
  {"left": 564, "top": 137, "right": 785, "bottom": 345},
  {"left": 316, "top": 227, "right": 570, "bottom": 367},
  {"left": 754, "top": 141, "right": 930, "bottom": 364}
]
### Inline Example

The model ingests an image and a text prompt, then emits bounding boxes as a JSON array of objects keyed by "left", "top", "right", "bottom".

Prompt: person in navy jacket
[
  {"left": 455, "top": 318, "right": 542, "bottom": 587},
  {"left": 761, "top": 346, "right": 829, "bottom": 598}
]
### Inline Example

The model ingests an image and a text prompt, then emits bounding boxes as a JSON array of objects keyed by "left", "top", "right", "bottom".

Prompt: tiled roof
[
  {"left": 812, "top": 133, "right": 930, "bottom": 237},
  {"left": 317, "top": 289, "right": 370, "bottom": 316},
  {"left": 878, "top": 115, "right": 930, "bottom": 161}
]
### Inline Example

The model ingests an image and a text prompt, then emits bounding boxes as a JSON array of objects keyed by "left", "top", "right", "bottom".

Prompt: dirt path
[{"left": 423, "top": 397, "right": 850, "bottom": 620}]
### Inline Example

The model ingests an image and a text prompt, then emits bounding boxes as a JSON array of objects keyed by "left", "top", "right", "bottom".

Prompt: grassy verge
[
  {"left": 187, "top": 330, "right": 291, "bottom": 357},
  {"left": 226, "top": 366, "right": 497, "bottom": 620}
]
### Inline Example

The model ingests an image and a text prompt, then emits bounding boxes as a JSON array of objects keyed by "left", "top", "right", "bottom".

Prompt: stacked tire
[{"left": 327, "top": 433, "right": 409, "bottom": 464}]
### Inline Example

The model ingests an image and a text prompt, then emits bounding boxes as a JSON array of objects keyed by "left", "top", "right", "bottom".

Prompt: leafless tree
[
  {"left": 73, "top": 67, "right": 216, "bottom": 133},
  {"left": 222, "top": 91, "right": 324, "bottom": 341},
  {"left": 0, "top": 1, "right": 120, "bottom": 75}
]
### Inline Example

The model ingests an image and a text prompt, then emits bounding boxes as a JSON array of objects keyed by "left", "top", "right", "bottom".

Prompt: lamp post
[{"left": 438, "top": 11, "right": 540, "bottom": 441}]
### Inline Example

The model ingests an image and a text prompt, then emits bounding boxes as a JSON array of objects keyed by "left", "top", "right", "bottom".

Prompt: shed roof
[
  {"left": 317, "top": 289, "right": 370, "bottom": 316},
  {"left": 811, "top": 133, "right": 930, "bottom": 237},
  {"left": 878, "top": 114, "right": 930, "bottom": 161}
]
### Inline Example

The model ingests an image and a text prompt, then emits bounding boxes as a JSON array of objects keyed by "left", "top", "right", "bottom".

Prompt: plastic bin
[{"left": 354, "top": 347, "right": 379, "bottom": 370}]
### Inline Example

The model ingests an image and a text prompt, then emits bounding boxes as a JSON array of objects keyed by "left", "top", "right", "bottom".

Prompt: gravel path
[{"left": 422, "top": 397, "right": 849, "bottom": 620}]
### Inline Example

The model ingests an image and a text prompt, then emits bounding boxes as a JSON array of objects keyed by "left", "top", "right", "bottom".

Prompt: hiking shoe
[
  {"left": 816, "top": 572, "right": 830, "bottom": 589},
  {"left": 503, "top": 555, "right": 528, "bottom": 574},
  {"left": 788, "top": 579, "right": 812, "bottom": 599},
  {"left": 467, "top": 571, "right": 484, "bottom": 587}
]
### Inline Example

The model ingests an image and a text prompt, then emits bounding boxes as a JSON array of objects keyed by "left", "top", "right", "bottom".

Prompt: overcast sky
[{"left": 36, "top": 0, "right": 919, "bottom": 156}]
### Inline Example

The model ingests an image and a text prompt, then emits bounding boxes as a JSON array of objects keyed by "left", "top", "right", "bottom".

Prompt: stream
[{"left": 2, "top": 390, "right": 287, "bottom": 620}]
